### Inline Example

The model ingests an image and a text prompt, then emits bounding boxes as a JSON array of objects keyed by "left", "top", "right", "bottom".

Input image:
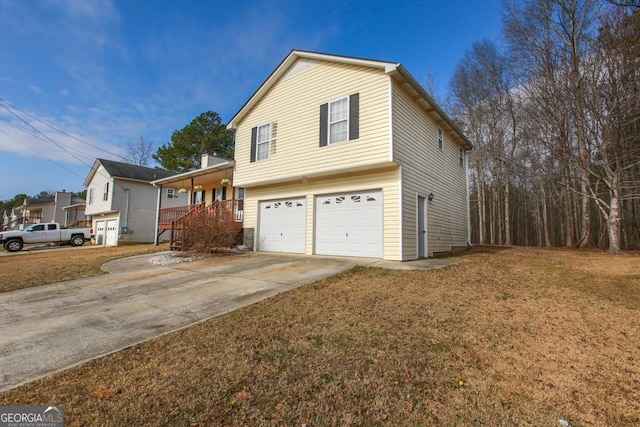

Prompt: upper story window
[
  {"left": 167, "top": 188, "right": 175, "bottom": 199},
  {"left": 250, "top": 123, "right": 271, "bottom": 162},
  {"left": 88, "top": 188, "right": 95, "bottom": 205},
  {"left": 256, "top": 123, "right": 271, "bottom": 160},
  {"left": 329, "top": 97, "right": 349, "bottom": 145},
  {"left": 438, "top": 128, "right": 444, "bottom": 151},
  {"left": 319, "top": 93, "right": 359, "bottom": 147},
  {"left": 103, "top": 183, "right": 109, "bottom": 202},
  {"left": 459, "top": 148, "right": 465, "bottom": 167}
]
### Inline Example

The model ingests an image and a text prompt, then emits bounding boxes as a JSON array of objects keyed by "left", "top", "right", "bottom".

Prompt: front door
[{"left": 418, "top": 196, "right": 427, "bottom": 258}]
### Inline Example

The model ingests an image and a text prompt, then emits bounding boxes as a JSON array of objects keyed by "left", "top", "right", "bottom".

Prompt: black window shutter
[
  {"left": 250, "top": 127, "right": 257, "bottom": 162},
  {"left": 349, "top": 93, "right": 359, "bottom": 140},
  {"left": 319, "top": 103, "right": 328, "bottom": 147}
]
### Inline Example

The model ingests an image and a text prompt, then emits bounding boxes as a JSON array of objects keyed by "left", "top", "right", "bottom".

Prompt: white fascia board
[{"left": 151, "top": 161, "right": 233, "bottom": 186}]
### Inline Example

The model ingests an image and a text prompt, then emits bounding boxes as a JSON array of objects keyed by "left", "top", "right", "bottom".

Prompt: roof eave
[
  {"left": 151, "top": 161, "right": 234, "bottom": 186},
  {"left": 389, "top": 65, "right": 473, "bottom": 150}
]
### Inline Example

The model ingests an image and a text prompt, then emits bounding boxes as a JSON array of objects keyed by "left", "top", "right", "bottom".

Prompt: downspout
[
  {"left": 153, "top": 185, "right": 161, "bottom": 245},
  {"left": 124, "top": 188, "right": 130, "bottom": 230}
]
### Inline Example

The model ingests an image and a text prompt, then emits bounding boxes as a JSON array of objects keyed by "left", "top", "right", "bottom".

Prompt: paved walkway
[{"left": 0, "top": 252, "right": 457, "bottom": 392}]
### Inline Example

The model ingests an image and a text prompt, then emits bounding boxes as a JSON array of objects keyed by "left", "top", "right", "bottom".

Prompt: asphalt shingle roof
[{"left": 97, "top": 159, "right": 174, "bottom": 182}]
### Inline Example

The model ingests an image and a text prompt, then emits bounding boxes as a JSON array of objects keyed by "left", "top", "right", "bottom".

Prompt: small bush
[{"left": 182, "top": 206, "right": 242, "bottom": 253}]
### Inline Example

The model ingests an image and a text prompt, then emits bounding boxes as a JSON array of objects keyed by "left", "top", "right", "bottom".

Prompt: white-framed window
[
  {"left": 328, "top": 96, "right": 349, "bottom": 145},
  {"left": 103, "top": 183, "right": 109, "bottom": 201},
  {"left": 167, "top": 188, "right": 175, "bottom": 199},
  {"left": 459, "top": 148, "right": 465, "bottom": 166},
  {"left": 88, "top": 188, "right": 95, "bottom": 205},
  {"left": 194, "top": 190, "right": 204, "bottom": 204},
  {"left": 237, "top": 188, "right": 245, "bottom": 200},
  {"left": 257, "top": 123, "right": 271, "bottom": 161},
  {"left": 438, "top": 128, "right": 444, "bottom": 150}
]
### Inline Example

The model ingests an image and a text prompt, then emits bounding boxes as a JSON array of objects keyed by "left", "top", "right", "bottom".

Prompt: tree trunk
[
  {"left": 607, "top": 192, "right": 621, "bottom": 253},
  {"left": 541, "top": 183, "right": 551, "bottom": 247},
  {"left": 562, "top": 167, "right": 575, "bottom": 247},
  {"left": 477, "top": 167, "right": 486, "bottom": 244},
  {"left": 504, "top": 165, "right": 512, "bottom": 245}
]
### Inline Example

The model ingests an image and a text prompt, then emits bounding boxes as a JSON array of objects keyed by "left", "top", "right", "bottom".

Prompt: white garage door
[
  {"left": 105, "top": 219, "right": 118, "bottom": 246},
  {"left": 315, "top": 190, "right": 383, "bottom": 258},
  {"left": 94, "top": 220, "right": 106, "bottom": 245},
  {"left": 259, "top": 198, "right": 306, "bottom": 253}
]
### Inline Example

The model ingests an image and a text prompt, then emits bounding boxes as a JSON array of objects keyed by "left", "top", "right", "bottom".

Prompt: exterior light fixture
[{"left": 428, "top": 192, "right": 434, "bottom": 201}]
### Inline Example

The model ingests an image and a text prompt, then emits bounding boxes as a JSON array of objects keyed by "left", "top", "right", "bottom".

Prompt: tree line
[{"left": 448, "top": 0, "right": 639, "bottom": 252}]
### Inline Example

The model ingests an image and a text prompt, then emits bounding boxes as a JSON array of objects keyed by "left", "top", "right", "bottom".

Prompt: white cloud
[{"left": 29, "top": 85, "right": 45, "bottom": 95}]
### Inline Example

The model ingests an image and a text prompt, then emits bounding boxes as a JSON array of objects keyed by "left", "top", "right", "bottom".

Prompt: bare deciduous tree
[
  {"left": 125, "top": 135, "right": 154, "bottom": 166},
  {"left": 449, "top": 0, "right": 639, "bottom": 252}
]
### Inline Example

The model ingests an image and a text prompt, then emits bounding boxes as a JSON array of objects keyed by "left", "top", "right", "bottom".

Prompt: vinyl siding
[
  {"left": 391, "top": 81, "right": 469, "bottom": 257},
  {"left": 87, "top": 170, "right": 184, "bottom": 244},
  {"left": 243, "top": 167, "right": 401, "bottom": 260},
  {"left": 84, "top": 164, "right": 114, "bottom": 215},
  {"left": 111, "top": 180, "right": 166, "bottom": 243},
  {"left": 233, "top": 60, "right": 391, "bottom": 186}
]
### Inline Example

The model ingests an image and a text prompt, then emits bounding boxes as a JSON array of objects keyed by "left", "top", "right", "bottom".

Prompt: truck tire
[
  {"left": 4, "top": 239, "right": 23, "bottom": 252},
  {"left": 71, "top": 235, "right": 85, "bottom": 247}
]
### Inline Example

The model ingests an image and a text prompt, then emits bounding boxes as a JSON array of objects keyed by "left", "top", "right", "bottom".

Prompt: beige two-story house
[{"left": 228, "top": 50, "right": 472, "bottom": 260}]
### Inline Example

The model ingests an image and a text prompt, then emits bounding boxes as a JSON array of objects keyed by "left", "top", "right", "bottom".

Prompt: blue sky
[{"left": 0, "top": 0, "right": 503, "bottom": 200}]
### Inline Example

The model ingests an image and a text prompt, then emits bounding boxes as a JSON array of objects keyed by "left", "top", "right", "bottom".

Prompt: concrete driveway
[{"left": 0, "top": 252, "right": 366, "bottom": 392}]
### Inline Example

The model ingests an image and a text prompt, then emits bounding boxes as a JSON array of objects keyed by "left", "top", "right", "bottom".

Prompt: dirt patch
[{"left": 1, "top": 247, "right": 638, "bottom": 426}]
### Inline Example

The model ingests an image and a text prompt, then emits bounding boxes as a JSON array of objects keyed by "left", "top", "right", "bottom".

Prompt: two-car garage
[{"left": 257, "top": 190, "right": 383, "bottom": 258}]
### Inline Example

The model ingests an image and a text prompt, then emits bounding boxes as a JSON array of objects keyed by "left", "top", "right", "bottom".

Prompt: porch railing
[
  {"left": 204, "top": 199, "right": 244, "bottom": 222},
  {"left": 158, "top": 200, "right": 244, "bottom": 250},
  {"left": 158, "top": 204, "right": 204, "bottom": 230}
]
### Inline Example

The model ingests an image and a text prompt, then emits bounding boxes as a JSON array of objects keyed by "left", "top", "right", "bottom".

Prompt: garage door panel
[
  {"left": 105, "top": 219, "right": 118, "bottom": 246},
  {"left": 315, "top": 190, "right": 382, "bottom": 258},
  {"left": 259, "top": 198, "right": 306, "bottom": 254},
  {"left": 95, "top": 221, "right": 106, "bottom": 245}
]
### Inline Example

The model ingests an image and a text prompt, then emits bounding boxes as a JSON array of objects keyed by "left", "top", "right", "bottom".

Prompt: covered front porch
[{"left": 152, "top": 154, "right": 244, "bottom": 250}]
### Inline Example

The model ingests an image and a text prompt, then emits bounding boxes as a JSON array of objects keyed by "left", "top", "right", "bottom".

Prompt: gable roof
[
  {"left": 83, "top": 158, "right": 174, "bottom": 187},
  {"left": 226, "top": 49, "right": 472, "bottom": 150}
]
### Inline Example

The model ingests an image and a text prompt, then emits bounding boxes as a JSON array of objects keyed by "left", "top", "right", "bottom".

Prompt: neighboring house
[
  {"left": 6, "top": 191, "right": 86, "bottom": 230},
  {"left": 1, "top": 210, "right": 12, "bottom": 231},
  {"left": 227, "top": 50, "right": 473, "bottom": 260},
  {"left": 84, "top": 159, "right": 184, "bottom": 246},
  {"left": 151, "top": 153, "right": 243, "bottom": 248}
]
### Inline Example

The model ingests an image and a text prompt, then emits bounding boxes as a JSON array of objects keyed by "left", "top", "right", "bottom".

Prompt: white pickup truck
[{"left": 0, "top": 223, "right": 92, "bottom": 252}]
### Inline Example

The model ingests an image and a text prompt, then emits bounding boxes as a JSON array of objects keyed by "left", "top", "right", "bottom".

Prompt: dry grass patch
[
  {"left": 1, "top": 247, "right": 639, "bottom": 426},
  {"left": 0, "top": 244, "right": 168, "bottom": 293}
]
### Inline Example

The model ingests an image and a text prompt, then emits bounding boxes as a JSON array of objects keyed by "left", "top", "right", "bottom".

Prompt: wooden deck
[{"left": 158, "top": 200, "right": 244, "bottom": 250}]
